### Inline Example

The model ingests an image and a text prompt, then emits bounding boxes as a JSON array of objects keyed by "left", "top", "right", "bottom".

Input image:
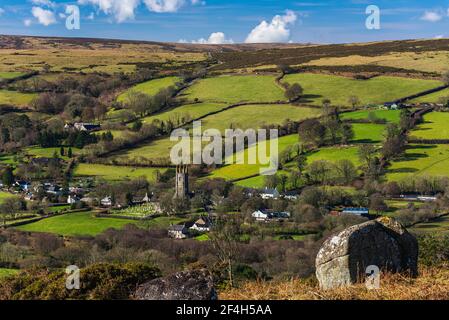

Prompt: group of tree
[{"left": 298, "top": 105, "right": 354, "bottom": 147}]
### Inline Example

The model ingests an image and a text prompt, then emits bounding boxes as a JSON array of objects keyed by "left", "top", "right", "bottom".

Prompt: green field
[
  {"left": 120, "top": 105, "right": 319, "bottom": 164},
  {"left": 116, "top": 137, "right": 178, "bottom": 164},
  {"left": 24, "top": 146, "right": 81, "bottom": 160},
  {"left": 305, "top": 146, "right": 361, "bottom": 166},
  {"left": 16, "top": 212, "right": 138, "bottom": 236},
  {"left": 283, "top": 73, "right": 442, "bottom": 107},
  {"left": 410, "top": 88, "right": 449, "bottom": 103},
  {"left": 142, "top": 102, "right": 227, "bottom": 124},
  {"left": 410, "top": 112, "right": 449, "bottom": 140},
  {"left": 410, "top": 215, "right": 449, "bottom": 235},
  {"left": 0, "top": 191, "right": 15, "bottom": 204},
  {"left": 0, "top": 72, "right": 25, "bottom": 80},
  {"left": 117, "top": 76, "right": 181, "bottom": 103},
  {"left": 0, "top": 268, "right": 20, "bottom": 278},
  {"left": 183, "top": 75, "right": 286, "bottom": 103},
  {"left": 74, "top": 164, "right": 167, "bottom": 181},
  {"left": 341, "top": 109, "right": 401, "bottom": 123},
  {"left": 0, "top": 90, "right": 37, "bottom": 106},
  {"left": 198, "top": 104, "right": 321, "bottom": 132},
  {"left": 387, "top": 144, "right": 449, "bottom": 181},
  {"left": 210, "top": 134, "right": 299, "bottom": 181},
  {"left": 352, "top": 123, "right": 385, "bottom": 143}
]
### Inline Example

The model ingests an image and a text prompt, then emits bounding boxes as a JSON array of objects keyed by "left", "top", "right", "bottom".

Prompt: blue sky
[{"left": 0, "top": 0, "right": 449, "bottom": 44}]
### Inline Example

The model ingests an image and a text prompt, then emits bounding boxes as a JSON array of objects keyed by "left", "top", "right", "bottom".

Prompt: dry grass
[
  {"left": 303, "top": 51, "right": 449, "bottom": 74},
  {"left": 220, "top": 267, "right": 449, "bottom": 300}
]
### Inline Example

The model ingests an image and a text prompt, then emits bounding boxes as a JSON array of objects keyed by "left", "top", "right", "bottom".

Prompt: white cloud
[
  {"left": 420, "top": 10, "right": 443, "bottom": 22},
  {"left": 187, "top": 32, "right": 234, "bottom": 44},
  {"left": 245, "top": 10, "right": 297, "bottom": 43},
  {"left": 78, "top": 0, "right": 140, "bottom": 23},
  {"left": 78, "top": 0, "right": 200, "bottom": 22},
  {"left": 24, "top": 19, "right": 32, "bottom": 27},
  {"left": 87, "top": 12, "right": 95, "bottom": 20},
  {"left": 31, "top": 0, "right": 56, "bottom": 7},
  {"left": 143, "top": 0, "right": 186, "bottom": 13},
  {"left": 31, "top": 6, "right": 57, "bottom": 26},
  {"left": 434, "top": 35, "right": 445, "bottom": 39}
]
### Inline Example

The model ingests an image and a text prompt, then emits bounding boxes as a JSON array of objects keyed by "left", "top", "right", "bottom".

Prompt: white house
[
  {"left": 260, "top": 188, "right": 280, "bottom": 200},
  {"left": 100, "top": 196, "right": 113, "bottom": 207},
  {"left": 190, "top": 217, "right": 212, "bottom": 232},
  {"left": 67, "top": 195, "right": 80, "bottom": 205},
  {"left": 252, "top": 209, "right": 291, "bottom": 222},
  {"left": 168, "top": 225, "right": 188, "bottom": 239}
]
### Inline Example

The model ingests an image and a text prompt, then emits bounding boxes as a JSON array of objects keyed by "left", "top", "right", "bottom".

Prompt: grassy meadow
[
  {"left": 16, "top": 212, "right": 137, "bottom": 236},
  {"left": 0, "top": 89, "right": 37, "bottom": 106},
  {"left": 198, "top": 104, "right": 321, "bottom": 132},
  {"left": 352, "top": 123, "right": 385, "bottom": 143},
  {"left": 0, "top": 268, "right": 20, "bottom": 278},
  {"left": 305, "top": 146, "right": 361, "bottom": 166},
  {"left": 411, "top": 88, "right": 449, "bottom": 104},
  {"left": 142, "top": 102, "right": 227, "bottom": 124},
  {"left": 387, "top": 144, "right": 449, "bottom": 181},
  {"left": 283, "top": 73, "right": 442, "bottom": 107},
  {"left": 183, "top": 75, "right": 286, "bottom": 103},
  {"left": 341, "top": 109, "right": 401, "bottom": 123},
  {"left": 210, "top": 134, "right": 299, "bottom": 181},
  {"left": 0, "top": 72, "right": 25, "bottom": 80},
  {"left": 117, "top": 76, "right": 181, "bottom": 102},
  {"left": 74, "top": 164, "right": 166, "bottom": 181},
  {"left": 410, "top": 112, "right": 449, "bottom": 140}
]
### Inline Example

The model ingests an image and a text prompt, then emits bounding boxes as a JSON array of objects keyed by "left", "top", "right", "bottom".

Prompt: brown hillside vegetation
[{"left": 220, "top": 267, "right": 449, "bottom": 300}]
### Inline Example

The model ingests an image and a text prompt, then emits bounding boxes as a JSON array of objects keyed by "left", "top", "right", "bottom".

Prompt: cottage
[
  {"left": 66, "top": 123, "right": 101, "bottom": 132},
  {"left": 168, "top": 224, "right": 188, "bottom": 239},
  {"left": 100, "top": 196, "right": 113, "bottom": 207},
  {"left": 190, "top": 217, "right": 212, "bottom": 232},
  {"left": 283, "top": 191, "right": 299, "bottom": 201},
  {"left": 252, "top": 209, "right": 291, "bottom": 221},
  {"left": 15, "top": 181, "right": 30, "bottom": 191},
  {"left": 67, "top": 195, "right": 80, "bottom": 204},
  {"left": 260, "top": 188, "right": 280, "bottom": 200}
]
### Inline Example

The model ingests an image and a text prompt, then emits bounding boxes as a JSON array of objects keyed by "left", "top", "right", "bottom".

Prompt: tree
[
  {"left": 348, "top": 95, "right": 360, "bottom": 108},
  {"left": 322, "top": 106, "right": 342, "bottom": 145},
  {"left": 60, "top": 146, "right": 65, "bottom": 157},
  {"left": 210, "top": 217, "right": 241, "bottom": 287},
  {"left": 334, "top": 159, "right": 357, "bottom": 185},
  {"left": 307, "top": 160, "right": 332, "bottom": 185},
  {"left": 442, "top": 70, "right": 449, "bottom": 85},
  {"left": 358, "top": 144, "right": 377, "bottom": 169},
  {"left": 1, "top": 167, "right": 14, "bottom": 188},
  {"left": 285, "top": 83, "right": 303, "bottom": 102},
  {"left": 341, "top": 124, "right": 354, "bottom": 145},
  {"left": 67, "top": 147, "right": 73, "bottom": 158},
  {"left": 298, "top": 119, "right": 326, "bottom": 147},
  {"left": 369, "top": 193, "right": 387, "bottom": 214}
]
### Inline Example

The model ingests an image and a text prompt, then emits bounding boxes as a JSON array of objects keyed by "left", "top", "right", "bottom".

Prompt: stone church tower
[{"left": 174, "top": 165, "right": 189, "bottom": 199}]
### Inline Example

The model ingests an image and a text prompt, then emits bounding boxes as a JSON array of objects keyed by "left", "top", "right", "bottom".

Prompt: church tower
[{"left": 174, "top": 165, "right": 189, "bottom": 199}]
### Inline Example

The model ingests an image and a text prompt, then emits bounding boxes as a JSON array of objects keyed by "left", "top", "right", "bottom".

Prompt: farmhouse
[
  {"left": 260, "top": 188, "right": 280, "bottom": 199},
  {"left": 67, "top": 195, "right": 80, "bottom": 204},
  {"left": 252, "top": 209, "right": 291, "bottom": 222},
  {"left": 100, "top": 196, "right": 113, "bottom": 207},
  {"left": 190, "top": 217, "right": 212, "bottom": 232},
  {"left": 65, "top": 123, "right": 101, "bottom": 132},
  {"left": 168, "top": 224, "right": 188, "bottom": 239}
]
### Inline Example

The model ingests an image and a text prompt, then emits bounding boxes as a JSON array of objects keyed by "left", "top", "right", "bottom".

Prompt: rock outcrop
[
  {"left": 316, "top": 217, "right": 418, "bottom": 290},
  {"left": 134, "top": 269, "right": 217, "bottom": 300}
]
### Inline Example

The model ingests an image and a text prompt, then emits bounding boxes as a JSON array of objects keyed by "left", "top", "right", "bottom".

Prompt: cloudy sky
[{"left": 0, "top": 0, "right": 448, "bottom": 44}]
